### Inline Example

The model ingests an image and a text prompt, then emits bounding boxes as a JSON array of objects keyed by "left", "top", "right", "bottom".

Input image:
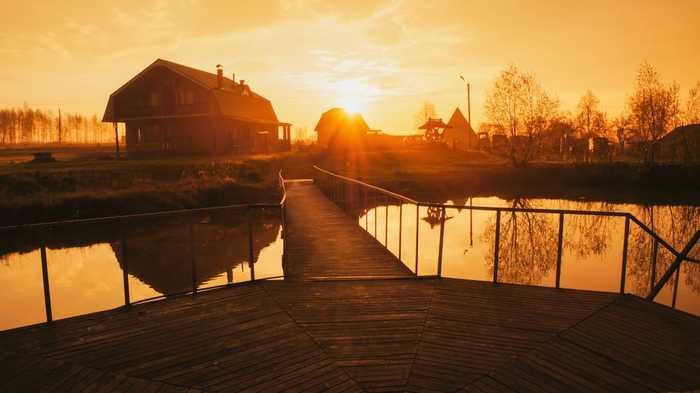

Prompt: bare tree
[
  {"left": 575, "top": 90, "right": 608, "bottom": 138},
  {"left": 627, "top": 61, "right": 681, "bottom": 165},
  {"left": 413, "top": 101, "right": 437, "bottom": 129},
  {"left": 484, "top": 64, "right": 559, "bottom": 166},
  {"left": 684, "top": 81, "right": 700, "bottom": 125}
]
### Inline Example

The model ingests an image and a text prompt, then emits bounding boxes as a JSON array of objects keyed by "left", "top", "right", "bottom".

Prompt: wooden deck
[{"left": 1, "top": 182, "right": 700, "bottom": 392}]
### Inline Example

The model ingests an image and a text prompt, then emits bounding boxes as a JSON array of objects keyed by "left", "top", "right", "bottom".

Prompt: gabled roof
[
  {"left": 418, "top": 118, "right": 450, "bottom": 130},
  {"left": 103, "top": 59, "right": 279, "bottom": 125},
  {"left": 446, "top": 108, "right": 474, "bottom": 132},
  {"left": 314, "top": 108, "right": 369, "bottom": 134},
  {"left": 661, "top": 123, "right": 700, "bottom": 144}
]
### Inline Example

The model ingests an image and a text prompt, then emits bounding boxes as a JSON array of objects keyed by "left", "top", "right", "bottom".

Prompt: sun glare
[{"left": 338, "top": 97, "right": 364, "bottom": 114}]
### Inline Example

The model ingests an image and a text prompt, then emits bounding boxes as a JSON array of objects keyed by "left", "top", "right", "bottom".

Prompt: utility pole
[
  {"left": 459, "top": 75, "right": 471, "bottom": 124},
  {"left": 57, "top": 108, "right": 62, "bottom": 144}
]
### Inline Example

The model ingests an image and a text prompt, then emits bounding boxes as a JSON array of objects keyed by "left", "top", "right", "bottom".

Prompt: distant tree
[
  {"left": 413, "top": 101, "right": 437, "bottom": 129},
  {"left": 293, "top": 126, "right": 308, "bottom": 142},
  {"left": 611, "top": 112, "right": 632, "bottom": 155},
  {"left": 484, "top": 64, "right": 559, "bottom": 166},
  {"left": 575, "top": 90, "right": 608, "bottom": 138},
  {"left": 684, "top": 81, "right": 700, "bottom": 125},
  {"left": 627, "top": 61, "right": 681, "bottom": 165}
]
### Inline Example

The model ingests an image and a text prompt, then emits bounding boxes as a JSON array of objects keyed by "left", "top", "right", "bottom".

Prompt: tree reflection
[
  {"left": 481, "top": 199, "right": 558, "bottom": 285},
  {"left": 626, "top": 205, "right": 700, "bottom": 297}
]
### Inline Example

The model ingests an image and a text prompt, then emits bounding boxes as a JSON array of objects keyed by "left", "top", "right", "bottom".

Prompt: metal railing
[
  {"left": 0, "top": 171, "right": 289, "bottom": 324},
  {"left": 313, "top": 166, "right": 700, "bottom": 306}
]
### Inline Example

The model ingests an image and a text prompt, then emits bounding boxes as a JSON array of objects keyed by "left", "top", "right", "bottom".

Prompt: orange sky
[{"left": 1, "top": 0, "right": 699, "bottom": 135}]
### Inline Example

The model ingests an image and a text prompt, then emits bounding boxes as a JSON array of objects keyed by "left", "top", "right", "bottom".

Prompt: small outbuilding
[
  {"left": 314, "top": 108, "right": 369, "bottom": 148},
  {"left": 443, "top": 108, "right": 477, "bottom": 149}
]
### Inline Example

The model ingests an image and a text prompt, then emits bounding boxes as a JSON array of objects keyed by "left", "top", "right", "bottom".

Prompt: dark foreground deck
[{"left": 1, "top": 182, "right": 699, "bottom": 392}]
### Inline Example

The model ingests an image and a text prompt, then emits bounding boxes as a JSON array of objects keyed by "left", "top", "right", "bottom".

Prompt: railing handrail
[
  {"left": 647, "top": 230, "right": 700, "bottom": 301},
  {"left": 313, "top": 165, "right": 700, "bottom": 265},
  {"left": 313, "top": 165, "right": 418, "bottom": 204}
]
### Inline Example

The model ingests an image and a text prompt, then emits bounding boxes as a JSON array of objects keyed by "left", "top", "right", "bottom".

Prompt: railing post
[
  {"left": 650, "top": 239, "right": 658, "bottom": 292},
  {"left": 672, "top": 266, "right": 680, "bottom": 308},
  {"left": 398, "top": 203, "right": 403, "bottom": 261},
  {"left": 248, "top": 208, "right": 256, "bottom": 281},
  {"left": 374, "top": 196, "right": 378, "bottom": 238},
  {"left": 620, "top": 216, "right": 630, "bottom": 294},
  {"left": 40, "top": 243, "right": 52, "bottom": 323},
  {"left": 415, "top": 203, "right": 420, "bottom": 276},
  {"left": 648, "top": 230, "right": 700, "bottom": 301},
  {"left": 189, "top": 218, "right": 198, "bottom": 295},
  {"left": 437, "top": 207, "right": 446, "bottom": 278},
  {"left": 364, "top": 188, "right": 368, "bottom": 230},
  {"left": 121, "top": 230, "right": 130, "bottom": 307},
  {"left": 384, "top": 198, "right": 389, "bottom": 247},
  {"left": 493, "top": 210, "right": 501, "bottom": 284},
  {"left": 555, "top": 213, "right": 564, "bottom": 289}
]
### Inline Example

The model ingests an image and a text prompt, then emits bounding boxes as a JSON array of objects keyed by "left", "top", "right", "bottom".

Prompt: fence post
[
  {"left": 555, "top": 213, "right": 564, "bottom": 289},
  {"left": 248, "top": 208, "right": 256, "bottom": 281},
  {"left": 415, "top": 203, "right": 420, "bottom": 276},
  {"left": 493, "top": 210, "right": 501, "bottom": 284},
  {"left": 121, "top": 229, "right": 130, "bottom": 307},
  {"left": 650, "top": 239, "right": 658, "bottom": 292},
  {"left": 40, "top": 244, "right": 53, "bottom": 323},
  {"left": 189, "top": 218, "right": 198, "bottom": 295},
  {"left": 364, "top": 188, "right": 368, "bottom": 230},
  {"left": 620, "top": 216, "right": 630, "bottom": 294},
  {"left": 437, "top": 207, "right": 446, "bottom": 278},
  {"left": 398, "top": 203, "right": 403, "bottom": 261}
]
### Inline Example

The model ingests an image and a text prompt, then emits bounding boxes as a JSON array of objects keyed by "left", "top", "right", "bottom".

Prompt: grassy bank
[
  {"left": 315, "top": 147, "right": 700, "bottom": 205},
  {"left": 2, "top": 144, "right": 699, "bottom": 225},
  {"left": 0, "top": 149, "right": 318, "bottom": 225}
]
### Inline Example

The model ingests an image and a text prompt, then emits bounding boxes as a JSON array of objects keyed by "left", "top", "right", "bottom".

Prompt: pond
[
  {"left": 1, "top": 195, "right": 698, "bottom": 331},
  {"left": 0, "top": 208, "right": 284, "bottom": 331},
  {"left": 357, "top": 196, "right": 700, "bottom": 316}
]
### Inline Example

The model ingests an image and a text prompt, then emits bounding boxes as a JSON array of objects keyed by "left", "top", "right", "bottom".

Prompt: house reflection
[
  {"left": 111, "top": 212, "right": 280, "bottom": 295},
  {"left": 0, "top": 211, "right": 281, "bottom": 296}
]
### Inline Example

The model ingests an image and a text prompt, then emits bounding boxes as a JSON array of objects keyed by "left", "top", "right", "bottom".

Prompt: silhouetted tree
[
  {"left": 684, "top": 81, "right": 700, "bottom": 125},
  {"left": 0, "top": 106, "right": 113, "bottom": 145},
  {"left": 627, "top": 62, "right": 681, "bottom": 165},
  {"left": 575, "top": 90, "right": 608, "bottom": 138},
  {"left": 413, "top": 101, "right": 437, "bottom": 130},
  {"left": 484, "top": 64, "right": 559, "bottom": 166}
]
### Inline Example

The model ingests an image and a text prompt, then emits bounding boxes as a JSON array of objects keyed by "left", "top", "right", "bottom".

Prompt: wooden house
[
  {"left": 443, "top": 108, "right": 477, "bottom": 149},
  {"left": 102, "top": 59, "right": 291, "bottom": 156},
  {"left": 314, "top": 108, "right": 369, "bottom": 148}
]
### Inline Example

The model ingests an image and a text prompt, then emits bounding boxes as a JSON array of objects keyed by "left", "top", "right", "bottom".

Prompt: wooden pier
[{"left": 1, "top": 182, "right": 699, "bottom": 392}]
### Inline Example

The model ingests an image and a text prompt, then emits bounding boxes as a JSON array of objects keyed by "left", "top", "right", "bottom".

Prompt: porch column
[{"left": 114, "top": 122, "right": 121, "bottom": 160}]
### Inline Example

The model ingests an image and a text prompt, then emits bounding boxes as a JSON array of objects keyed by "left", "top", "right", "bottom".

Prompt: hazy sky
[{"left": 1, "top": 0, "right": 699, "bottom": 134}]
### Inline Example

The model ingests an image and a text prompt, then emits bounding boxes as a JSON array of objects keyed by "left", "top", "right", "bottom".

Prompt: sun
[{"left": 337, "top": 96, "right": 365, "bottom": 114}]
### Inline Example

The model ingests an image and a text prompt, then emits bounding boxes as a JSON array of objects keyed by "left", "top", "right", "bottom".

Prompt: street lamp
[{"left": 459, "top": 75, "right": 471, "bottom": 125}]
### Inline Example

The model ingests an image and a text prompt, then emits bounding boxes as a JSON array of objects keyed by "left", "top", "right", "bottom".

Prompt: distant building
[
  {"left": 443, "top": 108, "right": 477, "bottom": 149},
  {"left": 418, "top": 118, "right": 450, "bottom": 142},
  {"left": 314, "top": 108, "right": 369, "bottom": 148},
  {"left": 102, "top": 59, "right": 291, "bottom": 156},
  {"left": 657, "top": 124, "right": 700, "bottom": 164}
]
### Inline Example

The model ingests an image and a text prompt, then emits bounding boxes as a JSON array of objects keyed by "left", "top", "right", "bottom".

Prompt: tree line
[
  {"left": 0, "top": 106, "right": 115, "bottom": 145},
  {"left": 481, "top": 62, "right": 700, "bottom": 166}
]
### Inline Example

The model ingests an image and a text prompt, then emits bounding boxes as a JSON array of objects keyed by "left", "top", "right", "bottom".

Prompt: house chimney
[
  {"left": 216, "top": 64, "right": 223, "bottom": 88},
  {"left": 240, "top": 79, "right": 245, "bottom": 86}
]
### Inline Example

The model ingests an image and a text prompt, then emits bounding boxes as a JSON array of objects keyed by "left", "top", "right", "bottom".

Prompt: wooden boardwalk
[
  {"left": 1, "top": 182, "right": 700, "bottom": 392},
  {"left": 284, "top": 181, "right": 413, "bottom": 281}
]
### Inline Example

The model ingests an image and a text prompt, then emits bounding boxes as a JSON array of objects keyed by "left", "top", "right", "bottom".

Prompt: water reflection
[
  {"left": 0, "top": 210, "right": 282, "bottom": 330},
  {"left": 356, "top": 196, "right": 700, "bottom": 316}
]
